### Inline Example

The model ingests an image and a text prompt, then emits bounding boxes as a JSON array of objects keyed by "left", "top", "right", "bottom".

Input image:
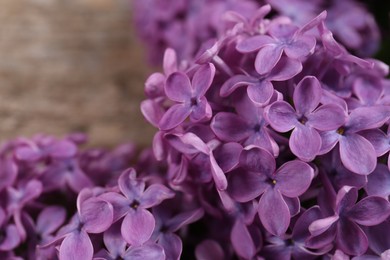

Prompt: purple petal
[
  {"left": 214, "top": 142, "right": 242, "bottom": 173},
  {"left": 48, "top": 140, "right": 77, "bottom": 158},
  {"left": 336, "top": 186, "right": 358, "bottom": 214},
  {"left": 275, "top": 160, "right": 314, "bottom": 197},
  {"left": 239, "top": 147, "right": 276, "bottom": 176},
  {"left": 293, "top": 76, "right": 322, "bottom": 115},
  {"left": 118, "top": 169, "right": 144, "bottom": 201},
  {"left": 336, "top": 219, "right": 368, "bottom": 256},
  {"left": 166, "top": 208, "right": 204, "bottom": 232},
  {"left": 319, "top": 130, "right": 340, "bottom": 155},
  {"left": 231, "top": 219, "right": 256, "bottom": 259},
  {"left": 162, "top": 48, "right": 177, "bottom": 75},
  {"left": 195, "top": 240, "right": 224, "bottom": 260},
  {"left": 80, "top": 198, "right": 113, "bottom": 234},
  {"left": 190, "top": 97, "right": 212, "bottom": 122},
  {"left": 264, "top": 101, "right": 297, "bottom": 132},
  {"left": 348, "top": 196, "right": 390, "bottom": 226},
  {"left": 159, "top": 103, "right": 191, "bottom": 131},
  {"left": 267, "top": 57, "right": 303, "bottom": 81},
  {"left": 209, "top": 152, "right": 228, "bottom": 190},
  {"left": 353, "top": 77, "right": 383, "bottom": 105},
  {"left": 211, "top": 112, "right": 251, "bottom": 142},
  {"left": 236, "top": 35, "right": 275, "bottom": 53},
  {"left": 158, "top": 233, "right": 182, "bottom": 260},
  {"left": 140, "top": 100, "right": 165, "bottom": 127},
  {"left": 98, "top": 192, "right": 129, "bottom": 221},
  {"left": 339, "top": 134, "right": 377, "bottom": 175},
  {"left": 227, "top": 170, "right": 268, "bottom": 202},
  {"left": 290, "top": 125, "right": 321, "bottom": 161},
  {"left": 292, "top": 206, "right": 322, "bottom": 242},
  {"left": 309, "top": 215, "right": 339, "bottom": 236},
  {"left": 284, "top": 35, "right": 316, "bottom": 59},
  {"left": 220, "top": 75, "right": 257, "bottom": 97},
  {"left": 365, "top": 164, "right": 390, "bottom": 198},
  {"left": 0, "top": 224, "right": 21, "bottom": 251},
  {"left": 359, "top": 129, "right": 389, "bottom": 156},
  {"left": 164, "top": 72, "right": 192, "bottom": 102},
  {"left": 121, "top": 209, "right": 155, "bottom": 246},
  {"left": 0, "top": 158, "right": 17, "bottom": 192},
  {"left": 192, "top": 63, "right": 215, "bottom": 97},
  {"left": 284, "top": 196, "right": 300, "bottom": 217},
  {"left": 247, "top": 81, "right": 274, "bottom": 105},
  {"left": 308, "top": 104, "right": 347, "bottom": 131},
  {"left": 144, "top": 73, "right": 165, "bottom": 98},
  {"left": 140, "top": 184, "right": 175, "bottom": 208},
  {"left": 66, "top": 167, "right": 93, "bottom": 193},
  {"left": 37, "top": 206, "right": 66, "bottom": 235},
  {"left": 255, "top": 45, "right": 283, "bottom": 75},
  {"left": 103, "top": 223, "right": 126, "bottom": 258},
  {"left": 59, "top": 230, "right": 93, "bottom": 260},
  {"left": 123, "top": 244, "right": 165, "bottom": 260},
  {"left": 258, "top": 189, "right": 290, "bottom": 236},
  {"left": 346, "top": 106, "right": 390, "bottom": 133}
]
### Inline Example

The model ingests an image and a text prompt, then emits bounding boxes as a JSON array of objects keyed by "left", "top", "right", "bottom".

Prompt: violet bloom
[
  {"left": 319, "top": 106, "right": 390, "bottom": 175},
  {"left": 236, "top": 11, "right": 326, "bottom": 75},
  {"left": 159, "top": 63, "right": 215, "bottom": 130},
  {"left": 211, "top": 93, "right": 279, "bottom": 156},
  {"left": 309, "top": 186, "right": 390, "bottom": 256},
  {"left": 220, "top": 57, "right": 301, "bottom": 106},
  {"left": 99, "top": 168, "right": 174, "bottom": 246},
  {"left": 94, "top": 222, "right": 165, "bottom": 260},
  {"left": 265, "top": 76, "right": 346, "bottom": 161},
  {"left": 228, "top": 147, "right": 314, "bottom": 235},
  {"left": 262, "top": 206, "right": 332, "bottom": 260}
]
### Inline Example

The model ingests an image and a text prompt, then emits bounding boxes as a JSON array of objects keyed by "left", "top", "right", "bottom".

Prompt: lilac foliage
[
  {"left": 133, "top": 0, "right": 380, "bottom": 65},
  {"left": 140, "top": 4, "right": 390, "bottom": 259}
]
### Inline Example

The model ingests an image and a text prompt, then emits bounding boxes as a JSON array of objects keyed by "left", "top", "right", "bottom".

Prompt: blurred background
[
  {"left": 0, "top": 0, "right": 388, "bottom": 148},
  {"left": 0, "top": 0, "right": 155, "bottom": 147}
]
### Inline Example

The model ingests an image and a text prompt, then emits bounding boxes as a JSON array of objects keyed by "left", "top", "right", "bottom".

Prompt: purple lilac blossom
[
  {"left": 141, "top": 4, "right": 390, "bottom": 259},
  {"left": 133, "top": 0, "right": 380, "bottom": 65}
]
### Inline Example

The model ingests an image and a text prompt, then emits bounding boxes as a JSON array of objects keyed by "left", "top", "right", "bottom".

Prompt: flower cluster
[
  {"left": 141, "top": 5, "right": 390, "bottom": 258},
  {"left": 133, "top": 0, "right": 380, "bottom": 65}
]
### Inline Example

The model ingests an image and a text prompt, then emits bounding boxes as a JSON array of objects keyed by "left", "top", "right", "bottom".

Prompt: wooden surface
[{"left": 0, "top": 0, "right": 155, "bottom": 147}]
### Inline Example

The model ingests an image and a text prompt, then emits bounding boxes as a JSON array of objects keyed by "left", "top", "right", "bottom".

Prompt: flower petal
[
  {"left": 284, "top": 35, "right": 316, "bottom": 59},
  {"left": 247, "top": 81, "right": 274, "bottom": 105},
  {"left": 231, "top": 219, "right": 256, "bottom": 259},
  {"left": 264, "top": 101, "right": 297, "bottom": 132},
  {"left": 255, "top": 45, "right": 283, "bottom": 75},
  {"left": 220, "top": 75, "right": 257, "bottom": 97},
  {"left": 319, "top": 130, "right": 340, "bottom": 155},
  {"left": 158, "top": 233, "right": 182, "bottom": 260},
  {"left": 258, "top": 189, "right": 290, "bottom": 236},
  {"left": 123, "top": 244, "right": 165, "bottom": 260},
  {"left": 275, "top": 160, "right": 314, "bottom": 197},
  {"left": 339, "top": 134, "right": 377, "bottom": 175},
  {"left": 292, "top": 206, "right": 322, "bottom": 242},
  {"left": 164, "top": 72, "right": 192, "bottom": 102},
  {"left": 348, "top": 196, "right": 390, "bottom": 226},
  {"left": 293, "top": 76, "right": 322, "bottom": 115},
  {"left": 308, "top": 104, "right": 347, "bottom": 131},
  {"left": 236, "top": 35, "right": 275, "bottom": 53},
  {"left": 309, "top": 215, "right": 339, "bottom": 236},
  {"left": 159, "top": 103, "right": 191, "bottom": 131},
  {"left": 118, "top": 169, "right": 145, "bottom": 201},
  {"left": 59, "top": 230, "right": 93, "bottom": 260},
  {"left": 359, "top": 129, "right": 390, "bottom": 156},
  {"left": 227, "top": 170, "right": 268, "bottom": 203},
  {"left": 346, "top": 106, "right": 390, "bottom": 133},
  {"left": 121, "top": 209, "right": 155, "bottom": 246},
  {"left": 81, "top": 198, "right": 113, "bottom": 234},
  {"left": 195, "top": 240, "right": 224, "bottom": 260},
  {"left": 141, "top": 184, "right": 175, "bottom": 208},
  {"left": 239, "top": 147, "right": 276, "bottom": 176},
  {"left": 336, "top": 219, "right": 368, "bottom": 256},
  {"left": 192, "top": 63, "right": 215, "bottom": 97},
  {"left": 37, "top": 206, "right": 66, "bottom": 235},
  {"left": 0, "top": 224, "right": 21, "bottom": 251},
  {"left": 290, "top": 125, "right": 321, "bottom": 161},
  {"left": 190, "top": 97, "right": 212, "bottom": 122},
  {"left": 365, "top": 164, "right": 390, "bottom": 198},
  {"left": 267, "top": 56, "right": 303, "bottom": 81}
]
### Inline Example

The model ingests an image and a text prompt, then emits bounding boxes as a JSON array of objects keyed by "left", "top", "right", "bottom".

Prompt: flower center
[
  {"left": 190, "top": 97, "right": 198, "bottom": 106},
  {"left": 130, "top": 200, "right": 140, "bottom": 209},
  {"left": 337, "top": 127, "right": 345, "bottom": 135},
  {"left": 253, "top": 124, "right": 261, "bottom": 132},
  {"left": 298, "top": 115, "right": 308, "bottom": 125}
]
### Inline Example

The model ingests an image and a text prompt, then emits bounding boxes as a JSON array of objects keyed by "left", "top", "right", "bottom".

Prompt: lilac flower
[
  {"left": 211, "top": 93, "right": 279, "bottom": 155},
  {"left": 236, "top": 11, "right": 326, "bottom": 75},
  {"left": 159, "top": 63, "right": 215, "bottom": 130},
  {"left": 228, "top": 147, "right": 314, "bottom": 235},
  {"left": 265, "top": 76, "right": 346, "bottom": 161},
  {"left": 99, "top": 168, "right": 174, "bottom": 246},
  {"left": 319, "top": 106, "right": 390, "bottom": 175},
  {"left": 261, "top": 206, "right": 332, "bottom": 260},
  {"left": 309, "top": 186, "right": 390, "bottom": 256},
  {"left": 94, "top": 222, "right": 165, "bottom": 260},
  {"left": 220, "top": 56, "right": 301, "bottom": 105},
  {"left": 45, "top": 192, "right": 114, "bottom": 260}
]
